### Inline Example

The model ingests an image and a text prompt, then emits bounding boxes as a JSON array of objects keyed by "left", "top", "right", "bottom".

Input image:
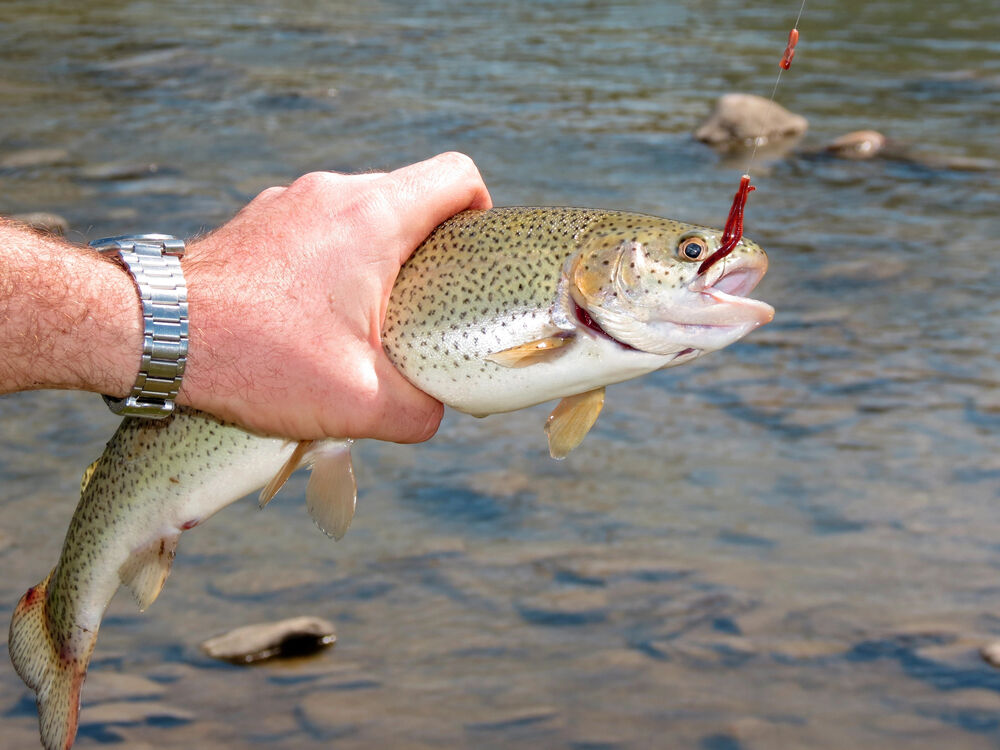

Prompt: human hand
[{"left": 178, "top": 152, "right": 492, "bottom": 441}]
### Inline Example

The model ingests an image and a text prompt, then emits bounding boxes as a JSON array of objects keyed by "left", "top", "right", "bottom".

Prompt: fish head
[{"left": 567, "top": 215, "right": 774, "bottom": 362}]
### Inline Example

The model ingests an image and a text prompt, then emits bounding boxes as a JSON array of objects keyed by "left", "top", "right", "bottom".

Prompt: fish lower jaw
[
  {"left": 687, "top": 251, "right": 772, "bottom": 327},
  {"left": 666, "top": 347, "right": 701, "bottom": 365},
  {"left": 698, "top": 288, "right": 775, "bottom": 327},
  {"left": 605, "top": 315, "right": 767, "bottom": 358},
  {"left": 576, "top": 281, "right": 772, "bottom": 356}
]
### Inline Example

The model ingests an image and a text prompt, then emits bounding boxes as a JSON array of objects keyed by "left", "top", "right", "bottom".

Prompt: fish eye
[{"left": 677, "top": 236, "right": 708, "bottom": 261}]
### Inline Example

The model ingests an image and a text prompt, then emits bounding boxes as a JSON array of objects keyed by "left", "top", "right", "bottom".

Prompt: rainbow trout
[{"left": 9, "top": 207, "right": 772, "bottom": 749}]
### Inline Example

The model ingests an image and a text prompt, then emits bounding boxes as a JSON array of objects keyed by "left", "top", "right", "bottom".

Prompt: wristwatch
[{"left": 90, "top": 234, "right": 188, "bottom": 419}]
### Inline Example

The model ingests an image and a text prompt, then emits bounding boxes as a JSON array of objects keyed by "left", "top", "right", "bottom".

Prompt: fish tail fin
[{"left": 8, "top": 570, "right": 87, "bottom": 750}]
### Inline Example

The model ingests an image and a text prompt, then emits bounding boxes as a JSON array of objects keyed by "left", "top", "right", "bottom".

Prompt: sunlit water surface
[{"left": 1, "top": 1, "right": 999, "bottom": 748}]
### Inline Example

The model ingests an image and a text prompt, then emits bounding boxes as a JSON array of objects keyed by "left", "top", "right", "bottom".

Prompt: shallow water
[{"left": 1, "top": 0, "right": 999, "bottom": 748}]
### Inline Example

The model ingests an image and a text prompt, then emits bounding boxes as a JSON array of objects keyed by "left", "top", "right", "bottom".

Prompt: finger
[
  {"left": 381, "top": 152, "right": 493, "bottom": 263},
  {"left": 365, "top": 355, "right": 444, "bottom": 443}
]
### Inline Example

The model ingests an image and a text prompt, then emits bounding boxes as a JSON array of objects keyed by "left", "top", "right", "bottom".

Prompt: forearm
[
  {"left": 1, "top": 152, "right": 488, "bottom": 441},
  {"left": 0, "top": 219, "right": 142, "bottom": 398}
]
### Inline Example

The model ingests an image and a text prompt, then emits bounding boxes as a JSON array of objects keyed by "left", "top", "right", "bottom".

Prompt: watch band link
[{"left": 91, "top": 234, "right": 188, "bottom": 419}]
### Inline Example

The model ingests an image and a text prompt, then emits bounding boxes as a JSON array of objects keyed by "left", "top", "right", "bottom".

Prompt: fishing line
[
  {"left": 745, "top": 0, "right": 808, "bottom": 178},
  {"left": 699, "top": 0, "right": 807, "bottom": 278}
]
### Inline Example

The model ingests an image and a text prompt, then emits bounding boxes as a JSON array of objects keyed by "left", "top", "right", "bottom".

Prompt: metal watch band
[{"left": 90, "top": 234, "right": 188, "bottom": 419}]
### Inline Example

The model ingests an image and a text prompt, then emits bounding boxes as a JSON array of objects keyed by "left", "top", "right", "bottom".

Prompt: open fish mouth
[
  {"left": 564, "top": 235, "right": 773, "bottom": 358},
  {"left": 688, "top": 252, "right": 774, "bottom": 328},
  {"left": 570, "top": 250, "right": 774, "bottom": 359}
]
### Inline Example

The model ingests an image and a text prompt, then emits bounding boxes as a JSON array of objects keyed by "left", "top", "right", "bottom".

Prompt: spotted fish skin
[
  {"left": 8, "top": 411, "right": 319, "bottom": 750},
  {"left": 43, "top": 413, "right": 293, "bottom": 625},
  {"left": 9, "top": 206, "right": 772, "bottom": 750},
  {"left": 384, "top": 207, "right": 772, "bottom": 415}
]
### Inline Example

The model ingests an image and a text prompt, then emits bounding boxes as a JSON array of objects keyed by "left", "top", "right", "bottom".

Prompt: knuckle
[
  {"left": 436, "top": 151, "right": 478, "bottom": 178},
  {"left": 347, "top": 185, "right": 398, "bottom": 234},
  {"left": 254, "top": 185, "right": 286, "bottom": 203},
  {"left": 288, "top": 170, "right": 334, "bottom": 196}
]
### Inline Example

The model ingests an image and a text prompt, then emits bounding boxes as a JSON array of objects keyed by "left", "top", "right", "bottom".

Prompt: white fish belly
[{"left": 419, "top": 332, "right": 675, "bottom": 416}]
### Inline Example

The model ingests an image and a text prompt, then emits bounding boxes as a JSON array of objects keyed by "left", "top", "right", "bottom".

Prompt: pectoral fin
[
  {"left": 305, "top": 440, "right": 357, "bottom": 540},
  {"left": 118, "top": 533, "right": 180, "bottom": 611},
  {"left": 487, "top": 333, "right": 573, "bottom": 368},
  {"left": 545, "top": 387, "right": 606, "bottom": 459},
  {"left": 259, "top": 440, "right": 314, "bottom": 508}
]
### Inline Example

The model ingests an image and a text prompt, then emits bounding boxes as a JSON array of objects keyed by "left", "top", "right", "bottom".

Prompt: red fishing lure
[
  {"left": 780, "top": 28, "right": 799, "bottom": 70},
  {"left": 698, "top": 174, "right": 755, "bottom": 276},
  {"left": 701, "top": 13, "right": 801, "bottom": 274}
]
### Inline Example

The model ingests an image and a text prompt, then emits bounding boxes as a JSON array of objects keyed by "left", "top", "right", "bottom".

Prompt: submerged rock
[
  {"left": 979, "top": 641, "right": 1000, "bottom": 668},
  {"left": 201, "top": 615, "right": 336, "bottom": 664},
  {"left": 823, "top": 129, "right": 888, "bottom": 159},
  {"left": 0, "top": 147, "right": 71, "bottom": 169},
  {"left": 909, "top": 152, "right": 1000, "bottom": 173},
  {"left": 811, "top": 130, "right": 1000, "bottom": 172},
  {"left": 10, "top": 211, "right": 70, "bottom": 236},
  {"left": 695, "top": 93, "right": 808, "bottom": 148},
  {"left": 78, "top": 161, "right": 161, "bottom": 180}
]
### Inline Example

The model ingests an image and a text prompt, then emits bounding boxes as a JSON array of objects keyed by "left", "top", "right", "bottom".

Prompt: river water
[{"left": 1, "top": 1, "right": 999, "bottom": 748}]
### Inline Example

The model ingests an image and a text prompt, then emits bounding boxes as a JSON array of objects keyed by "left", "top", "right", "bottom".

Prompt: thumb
[
  {"left": 366, "top": 354, "right": 444, "bottom": 444},
  {"left": 383, "top": 152, "right": 492, "bottom": 264}
]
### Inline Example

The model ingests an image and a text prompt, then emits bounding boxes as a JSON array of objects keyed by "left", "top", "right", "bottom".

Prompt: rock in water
[
  {"left": 695, "top": 93, "right": 808, "bottom": 147},
  {"left": 201, "top": 616, "right": 336, "bottom": 664},
  {"left": 817, "top": 130, "right": 999, "bottom": 171},
  {"left": 980, "top": 641, "right": 1000, "bottom": 668},
  {"left": 823, "top": 130, "right": 888, "bottom": 159},
  {"left": 78, "top": 161, "right": 160, "bottom": 180}
]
